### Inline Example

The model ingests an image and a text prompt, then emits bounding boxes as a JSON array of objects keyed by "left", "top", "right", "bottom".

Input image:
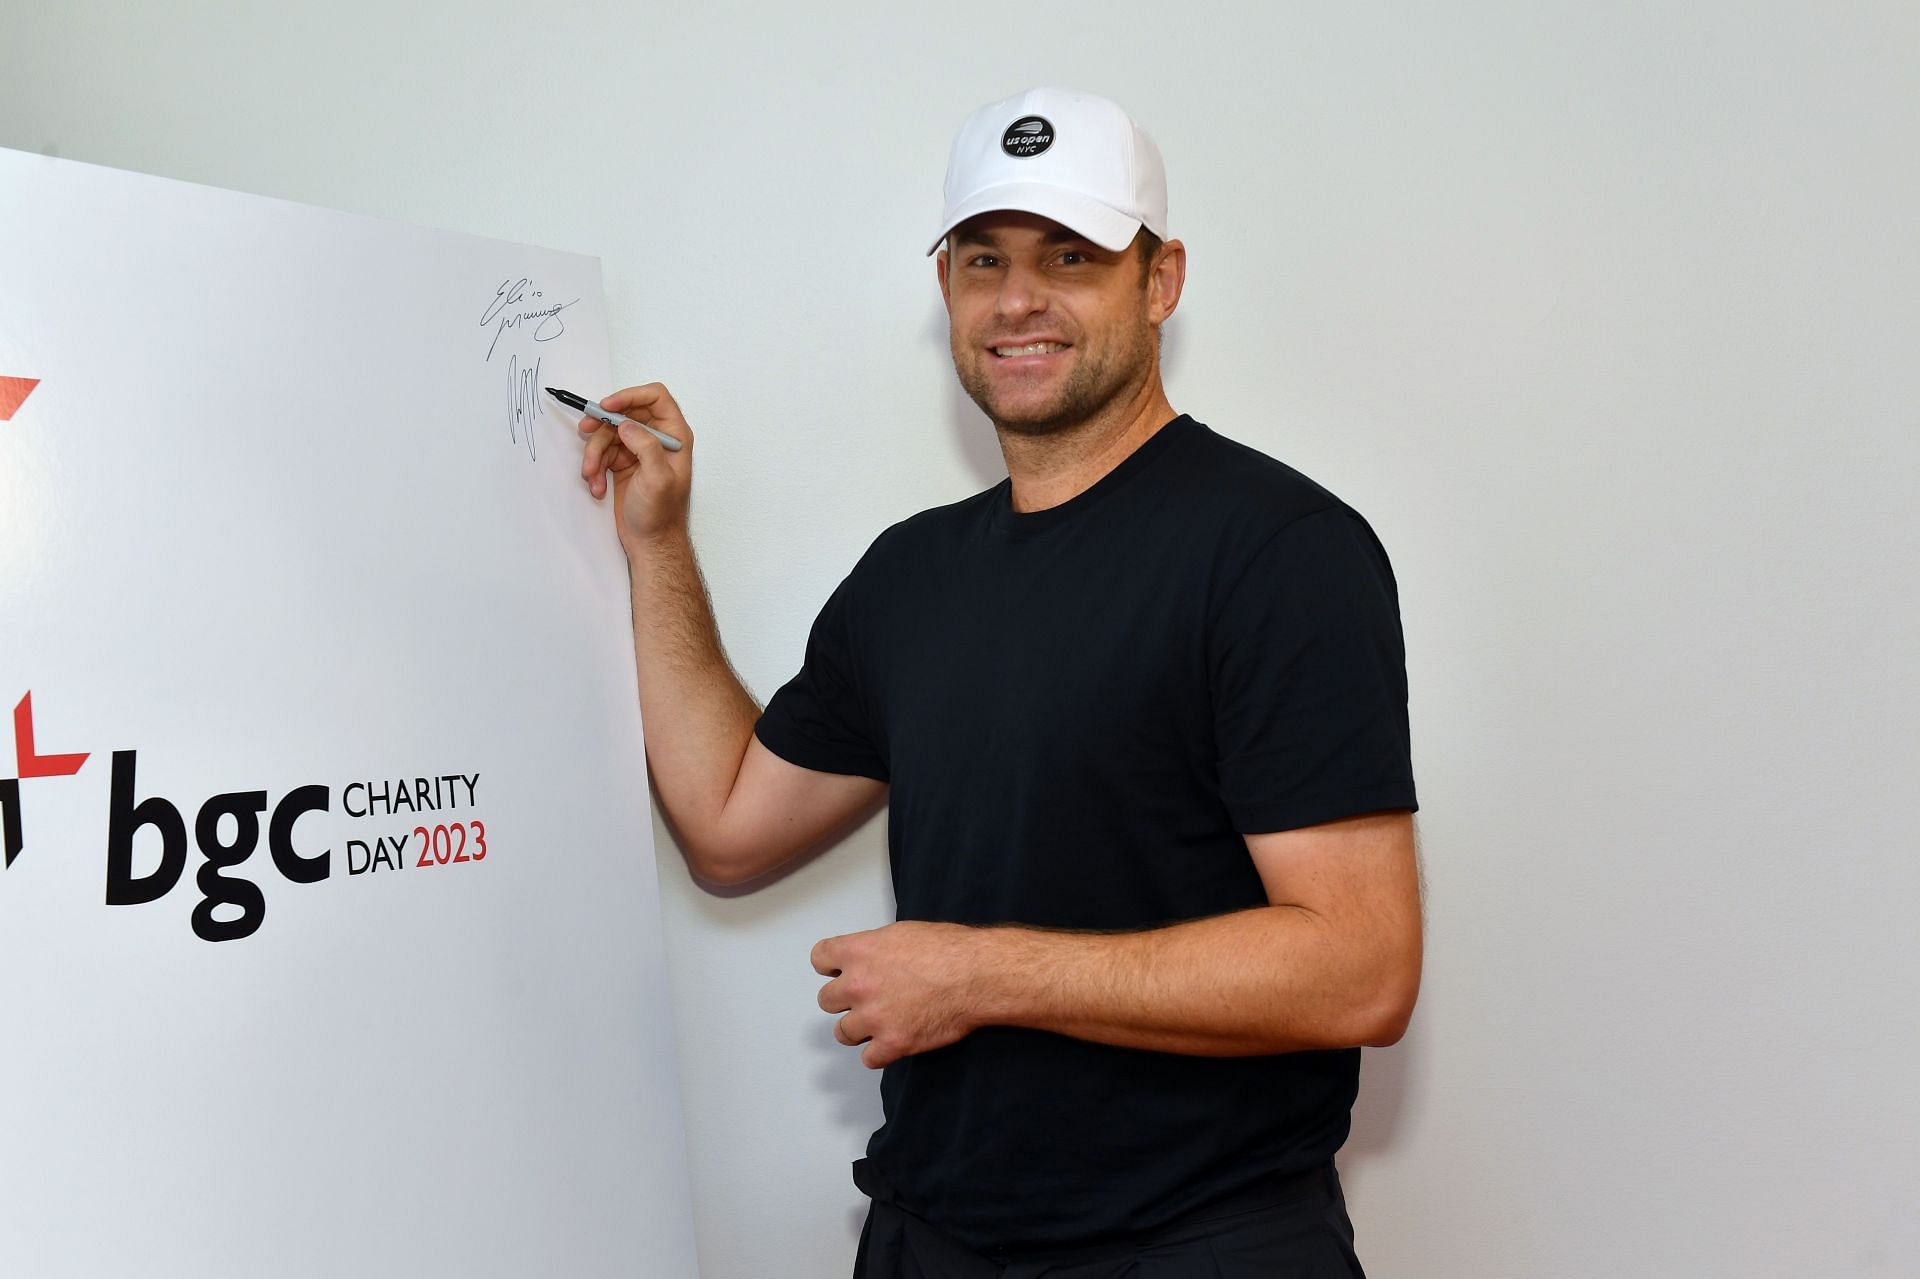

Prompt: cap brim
[{"left": 927, "top": 182, "right": 1143, "bottom": 256}]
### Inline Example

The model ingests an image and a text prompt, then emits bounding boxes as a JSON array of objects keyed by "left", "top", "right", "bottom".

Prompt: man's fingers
[
  {"left": 836, "top": 1013, "right": 869, "bottom": 1047},
  {"left": 616, "top": 420, "right": 682, "bottom": 460},
  {"left": 810, "top": 928, "right": 877, "bottom": 975},
  {"left": 601, "top": 384, "right": 694, "bottom": 448},
  {"left": 601, "top": 382, "right": 680, "bottom": 421},
  {"left": 581, "top": 423, "right": 619, "bottom": 476},
  {"left": 633, "top": 417, "right": 691, "bottom": 451},
  {"left": 817, "top": 976, "right": 850, "bottom": 1015}
]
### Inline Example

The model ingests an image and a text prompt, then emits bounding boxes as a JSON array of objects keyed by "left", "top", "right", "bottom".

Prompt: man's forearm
[
  {"left": 625, "top": 529, "right": 761, "bottom": 860},
  {"left": 963, "top": 905, "right": 1417, "bottom": 1056},
  {"left": 815, "top": 814, "right": 1422, "bottom": 1067}
]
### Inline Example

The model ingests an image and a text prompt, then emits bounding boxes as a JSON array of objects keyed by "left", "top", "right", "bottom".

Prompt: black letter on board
[
  {"left": 191, "top": 790, "right": 268, "bottom": 943},
  {"left": 2, "top": 778, "right": 22, "bottom": 870},
  {"left": 269, "top": 784, "right": 331, "bottom": 883},
  {"left": 105, "top": 750, "right": 187, "bottom": 905}
]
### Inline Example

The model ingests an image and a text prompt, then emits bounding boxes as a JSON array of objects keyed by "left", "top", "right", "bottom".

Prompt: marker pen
[{"left": 546, "top": 387, "right": 684, "bottom": 452}]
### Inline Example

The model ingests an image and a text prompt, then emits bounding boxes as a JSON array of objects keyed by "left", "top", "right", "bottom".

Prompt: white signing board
[{"left": 0, "top": 148, "right": 698, "bottom": 1277}]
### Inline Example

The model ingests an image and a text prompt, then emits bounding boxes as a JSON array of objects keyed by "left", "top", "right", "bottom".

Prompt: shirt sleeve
[
  {"left": 1210, "top": 506, "right": 1418, "bottom": 833},
  {"left": 754, "top": 571, "right": 890, "bottom": 782}
]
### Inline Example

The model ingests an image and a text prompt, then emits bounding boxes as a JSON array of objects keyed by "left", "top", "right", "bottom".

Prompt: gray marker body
[{"left": 549, "top": 390, "right": 684, "bottom": 452}]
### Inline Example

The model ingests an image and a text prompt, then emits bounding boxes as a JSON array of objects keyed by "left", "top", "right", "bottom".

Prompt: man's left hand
[{"left": 812, "top": 922, "right": 992, "bottom": 1069}]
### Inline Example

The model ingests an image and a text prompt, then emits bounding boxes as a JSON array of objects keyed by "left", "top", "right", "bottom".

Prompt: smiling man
[{"left": 579, "top": 87, "right": 1421, "bottom": 1278}]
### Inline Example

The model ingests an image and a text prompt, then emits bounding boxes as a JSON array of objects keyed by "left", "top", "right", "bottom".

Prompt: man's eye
[
  {"left": 1057, "top": 250, "right": 1090, "bottom": 266},
  {"left": 969, "top": 254, "right": 1000, "bottom": 268}
]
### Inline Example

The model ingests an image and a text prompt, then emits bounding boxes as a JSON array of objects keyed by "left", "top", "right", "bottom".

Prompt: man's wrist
[
  {"left": 622, "top": 521, "right": 694, "bottom": 567},
  {"left": 960, "top": 924, "right": 1048, "bottom": 1033}
]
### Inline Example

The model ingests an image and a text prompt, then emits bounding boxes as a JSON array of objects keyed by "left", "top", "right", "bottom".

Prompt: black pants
[{"left": 853, "top": 1165, "right": 1366, "bottom": 1278}]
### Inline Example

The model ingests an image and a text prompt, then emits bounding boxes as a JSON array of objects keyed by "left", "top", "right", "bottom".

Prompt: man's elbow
[
  {"left": 1353, "top": 959, "right": 1421, "bottom": 1047},
  {"left": 659, "top": 811, "right": 764, "bottom": 888},
  {"left": 678, "top": 834, "right": 769, "bottom": 888},
  {"left": 676, "top": 818, "right": 817, "bottom": 889},
  {"left": 1356, "top": 994, "right": 1416, "bottom": 1048}
]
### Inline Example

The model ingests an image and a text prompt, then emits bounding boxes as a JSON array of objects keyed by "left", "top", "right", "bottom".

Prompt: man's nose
[{"left": 995, "top": 261, "right": 1047, "bottom": 319}]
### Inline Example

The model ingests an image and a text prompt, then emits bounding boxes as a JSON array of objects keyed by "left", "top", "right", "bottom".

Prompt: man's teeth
[{"left": 994, "top": 342, "right": 1066, "bottom": 357}]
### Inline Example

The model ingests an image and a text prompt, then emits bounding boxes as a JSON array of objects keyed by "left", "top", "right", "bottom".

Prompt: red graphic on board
[
  {"left": 0, "top": 377, "right": 39, "bottom": 420},
  {"left": 14, "top": 692, "right": 90, "bottom": 779}
]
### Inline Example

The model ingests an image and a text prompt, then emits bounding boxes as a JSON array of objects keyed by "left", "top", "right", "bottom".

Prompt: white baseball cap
[{"left": 928, "top": 87, "right": 1169, "bottom": 256}]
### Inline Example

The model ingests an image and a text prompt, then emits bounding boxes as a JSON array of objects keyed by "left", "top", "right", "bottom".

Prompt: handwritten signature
[
  {"left": 482, "top": 277, "right": 579, "bottom": 361},
  {"left": 507, "top": 353, "right": 543, "bottom": 460}
]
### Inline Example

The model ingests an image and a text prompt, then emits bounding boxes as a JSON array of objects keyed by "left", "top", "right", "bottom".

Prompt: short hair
[{"left": 1134, "top": 229, "right": 1163, "bottom": 284}]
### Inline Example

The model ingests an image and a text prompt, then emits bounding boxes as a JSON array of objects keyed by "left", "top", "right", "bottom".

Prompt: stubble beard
[{"left": 953, "top": 311, "right": 1158, "bottom": 438}]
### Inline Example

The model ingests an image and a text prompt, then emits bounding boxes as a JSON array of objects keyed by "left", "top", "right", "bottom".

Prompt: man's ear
[
  {"left": 936, "top": 246, "right": 952, "bottom": 311},
  {"left": 1148, "top": 239, "right": 1187, "bottom": 325}
]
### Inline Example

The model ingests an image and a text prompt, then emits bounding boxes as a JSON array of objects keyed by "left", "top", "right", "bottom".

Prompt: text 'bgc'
[{"left": 107, "top": 750, "right": 485, "bottom": 943}]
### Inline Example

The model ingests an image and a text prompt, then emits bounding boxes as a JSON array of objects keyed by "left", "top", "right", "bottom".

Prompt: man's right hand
[{"left": 580, "top": 382, "right": 693, "bottom": 551}]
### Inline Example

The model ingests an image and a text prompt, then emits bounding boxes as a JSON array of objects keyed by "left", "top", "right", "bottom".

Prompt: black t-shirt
[{"left": 755, "top": 415, "right": 1417, "bottom": 1252}]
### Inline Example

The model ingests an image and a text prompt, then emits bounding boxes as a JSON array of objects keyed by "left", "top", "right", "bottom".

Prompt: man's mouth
[{"left": 990, "top": 341, "right": 1069, "bottom": 358}]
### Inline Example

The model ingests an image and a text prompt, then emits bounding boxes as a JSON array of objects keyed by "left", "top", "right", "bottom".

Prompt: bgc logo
[{"left": 2, "top": 691, "right": 485, "bottom": 943}]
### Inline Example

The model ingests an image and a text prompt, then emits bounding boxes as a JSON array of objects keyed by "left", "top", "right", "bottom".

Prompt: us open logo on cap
[{"left": 1001, "top": 115, "right": 1055, "bottom": 158}]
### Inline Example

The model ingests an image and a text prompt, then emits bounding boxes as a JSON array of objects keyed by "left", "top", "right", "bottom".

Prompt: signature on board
[
  {"left": 507, "top": 353, "right": 543, "bottom": 461},
  {"left": 482, "top": 277, "right": 578, "bottom": 361},
  {"left": 484, "top": 275, "right": 581, "bottom": 461}
]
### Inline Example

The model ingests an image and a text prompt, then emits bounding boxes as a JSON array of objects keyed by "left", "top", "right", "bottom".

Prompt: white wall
[{"left": 5, "top": 3, "right": 1916, "bottom": 1275}]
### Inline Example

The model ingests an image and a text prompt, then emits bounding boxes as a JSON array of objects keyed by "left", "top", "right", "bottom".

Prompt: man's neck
[{"left": 997, "top": 378, "right": 1179, "bottom": 514}]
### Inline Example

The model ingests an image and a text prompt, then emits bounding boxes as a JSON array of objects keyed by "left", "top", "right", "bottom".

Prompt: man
[{"left": 578, "top": 87, "right": 1420, "bottom": 1277}]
